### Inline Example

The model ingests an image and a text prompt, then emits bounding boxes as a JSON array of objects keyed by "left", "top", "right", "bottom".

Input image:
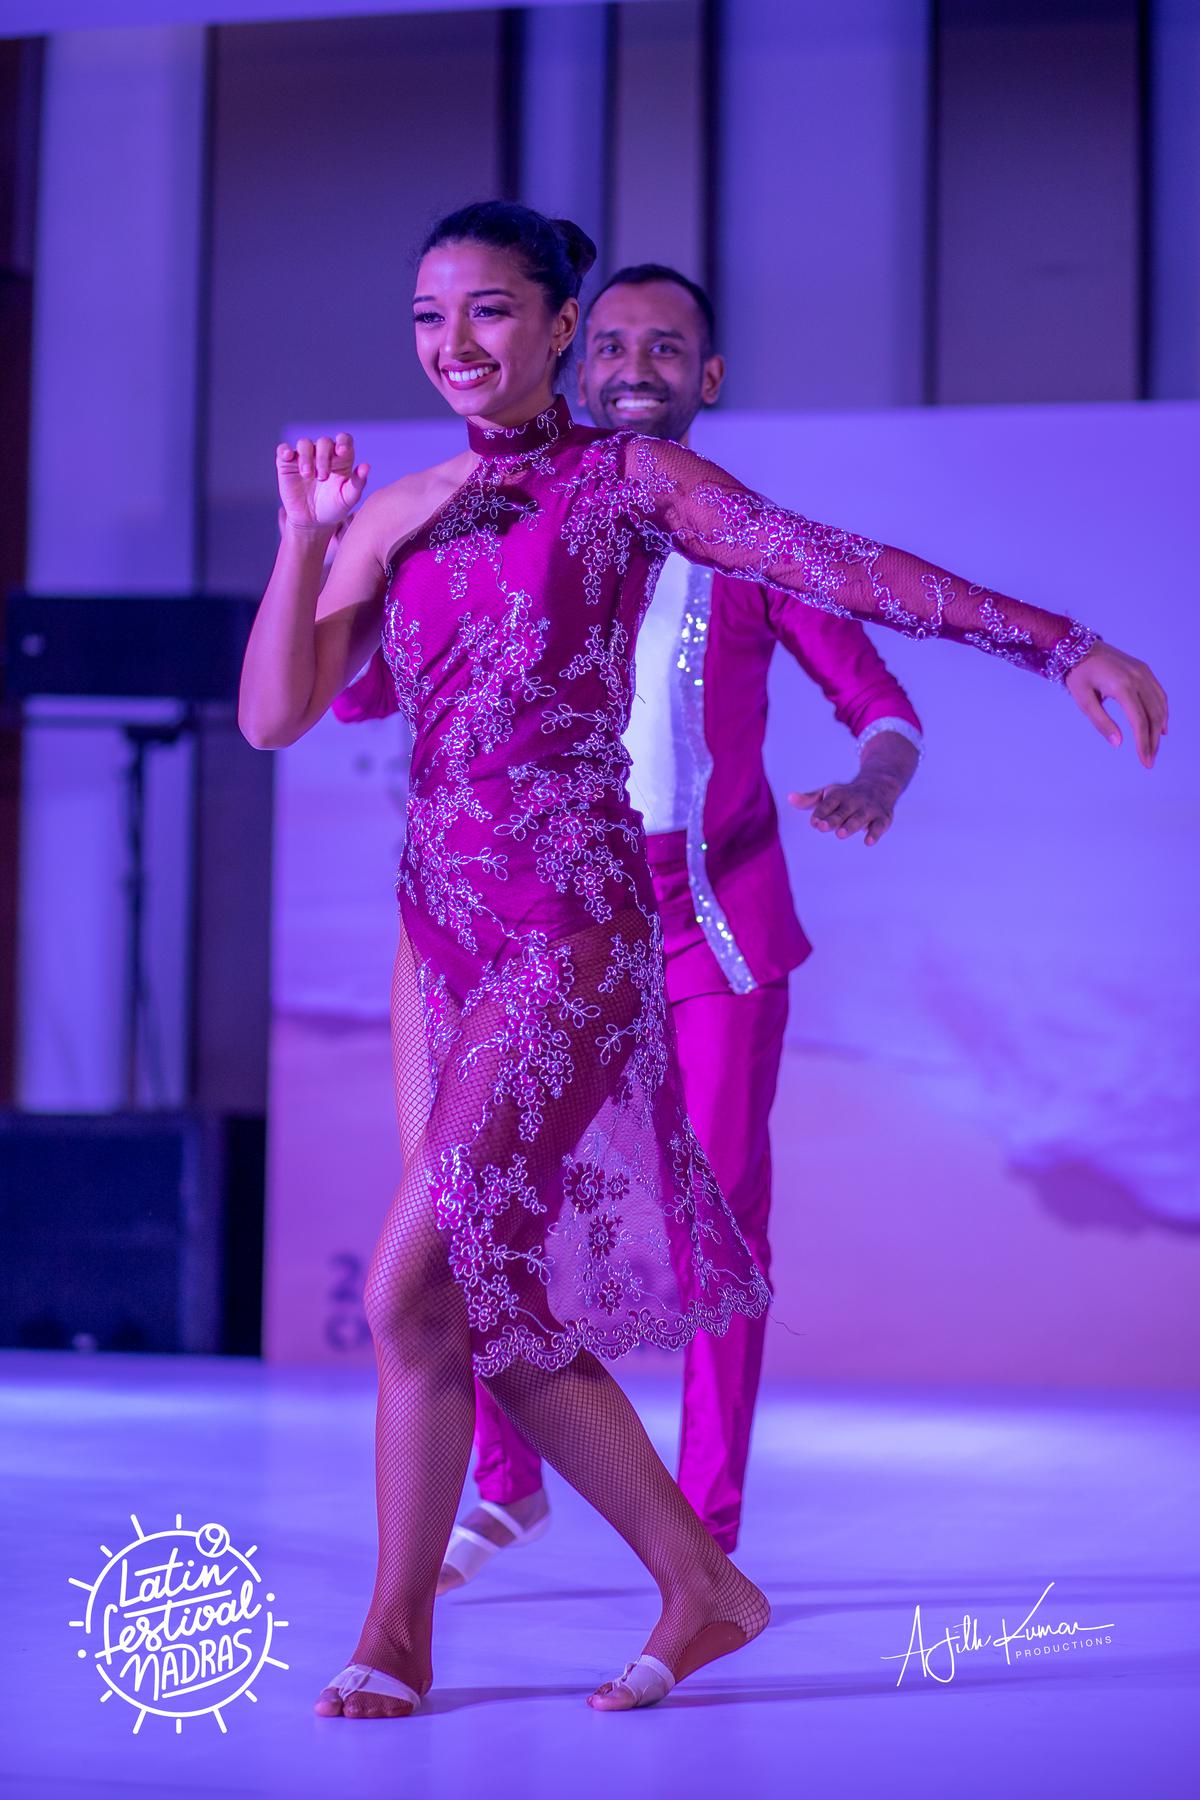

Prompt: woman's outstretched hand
[
  {"left": 1065, "top": 644, "right": 1168, "bottom": 769},
  {"left": 276, "top": 431, "right": 370, "bottom": 533}
]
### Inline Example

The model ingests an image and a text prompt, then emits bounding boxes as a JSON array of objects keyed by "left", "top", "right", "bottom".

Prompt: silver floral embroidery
[
  {"left": 618, "top": 436, "right": 1098, "bottom": 683},
  {"left": 381, "top": 403, "right": 1098, "bottom": 1374},
  {"left": 374, "top": 403, "right": 1103, "bottom": 1371},
  {"left": 383, "top": 417, "right": 764, "bottom": 1364}
]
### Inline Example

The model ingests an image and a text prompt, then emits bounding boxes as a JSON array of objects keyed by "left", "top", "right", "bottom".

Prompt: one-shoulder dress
[{"left": 375, "top": 394, "right": 1097, "bottom": 1378}]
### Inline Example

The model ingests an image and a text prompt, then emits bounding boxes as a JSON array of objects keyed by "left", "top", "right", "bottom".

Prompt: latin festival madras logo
[
  {"left": 69, "top": 1513, "right": 289, "bottom": 1731},
  {"left": 882, "top": 1580, "right": 1114, "bottom": 1685}
]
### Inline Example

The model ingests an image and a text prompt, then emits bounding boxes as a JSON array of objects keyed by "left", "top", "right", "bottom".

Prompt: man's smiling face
[{"left": 579, "top": 278, "right": 723, "bottom": 442}]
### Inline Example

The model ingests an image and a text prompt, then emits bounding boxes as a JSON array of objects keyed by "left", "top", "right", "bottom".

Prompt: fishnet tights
[
  {"left": 349, "top": 1208, "right": 767, "bottom": 1694},
  {"left": 345, "top": 918, "right": 768, "bottom": 1698}
]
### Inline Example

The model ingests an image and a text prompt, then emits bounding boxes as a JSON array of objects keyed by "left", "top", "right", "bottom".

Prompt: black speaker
[
  {"left": 2, "top": 594, "right": 257, "bottom": 702},
  {"left": 0, "top": 1110, "right": 264, "bottom": 1354}
]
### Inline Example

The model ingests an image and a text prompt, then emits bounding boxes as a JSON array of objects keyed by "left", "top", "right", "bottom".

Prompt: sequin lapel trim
[{"left": 676, "top": 563, "right": 757, "bottom": 995}]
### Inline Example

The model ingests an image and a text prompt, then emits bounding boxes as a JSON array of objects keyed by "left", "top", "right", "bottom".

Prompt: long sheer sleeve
[{"left": 617, "top": 435, "right": 1099, "bottom": 683}]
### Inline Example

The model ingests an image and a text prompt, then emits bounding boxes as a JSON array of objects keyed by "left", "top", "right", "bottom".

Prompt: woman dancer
[{"left": 238, "top": 201, "right": 1166, "bottom": 1721}]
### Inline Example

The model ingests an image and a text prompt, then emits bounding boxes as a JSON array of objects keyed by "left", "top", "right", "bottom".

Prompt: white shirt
[{"left": 622, "top": 552, "right": 702, "bottom": 834}]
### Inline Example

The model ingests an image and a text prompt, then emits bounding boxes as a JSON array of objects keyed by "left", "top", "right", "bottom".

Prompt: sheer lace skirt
[{"left": 390, "top": 900, "right": 771, "bottom": 1378}]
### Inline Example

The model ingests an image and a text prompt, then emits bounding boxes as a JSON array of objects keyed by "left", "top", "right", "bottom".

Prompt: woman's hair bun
[
  {"left": 552, "top": 217, "right": 598, "bottom": 283},
  {"left": 420, "top": 200, "right": 597, "bottom": 308}
]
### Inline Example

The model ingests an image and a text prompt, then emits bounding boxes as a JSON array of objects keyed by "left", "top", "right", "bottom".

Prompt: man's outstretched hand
[
  {"left": 1066, "top": 643, "right": 1168, "bottom": 769},
  {"left": 790, "top": 726, "right": 920, "bottom": 848},
  {"left": 789, "top": 774, "right": 901, "bottom": 847}
]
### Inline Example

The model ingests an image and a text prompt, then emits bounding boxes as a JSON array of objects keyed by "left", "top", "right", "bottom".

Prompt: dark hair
[
  {"left": 586, "top": 263, "right": 717, "bottom": 353},
  {"left": 419, "top": 200, "right": 597, "bottom": 312}
]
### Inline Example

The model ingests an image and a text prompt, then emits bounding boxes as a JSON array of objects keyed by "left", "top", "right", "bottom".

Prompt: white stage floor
[{"left": 2, "top": 1351, "right": 1196, "bottom": 1800}]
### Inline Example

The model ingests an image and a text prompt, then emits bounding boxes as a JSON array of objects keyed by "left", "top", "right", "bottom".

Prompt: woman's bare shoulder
[{"left": 361, "top": 451, "right": 476, "bottom": 547}]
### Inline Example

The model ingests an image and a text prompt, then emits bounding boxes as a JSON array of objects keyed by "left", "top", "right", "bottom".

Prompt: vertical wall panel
[
  {"left": 517, "top": 2, "right": 609, "bottom": 269},
  {"left": 608, "top": 0, "right": 707, "bottom": 283},
  {"left": 715, "top": 0, "right": 929, "bottom": 412},
  {"left": 0, "top": 38, "right": 40, "bottom": 1103},
  {"left": 1148, "top": 0, "right": 1200, "bottom": 398},
  {"left": 21, "top": 27, "right": 205, "bottom": 1110},
  {"left": 933, "top": 0, "right": 1142, "bottom": 404},
  {"left": 29, "top": 31, "right": 204, "bottom": 591},
  {"left": 199, "top": 11, "right": 504, "bottom": 1111},
  {"left": 203, "top": 10, "right": 505, "bottom": 593}
]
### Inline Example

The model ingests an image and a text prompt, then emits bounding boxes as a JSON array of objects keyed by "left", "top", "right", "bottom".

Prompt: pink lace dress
[{"left": 376, "top": 394, "right": 1096, "bottom": 1378}]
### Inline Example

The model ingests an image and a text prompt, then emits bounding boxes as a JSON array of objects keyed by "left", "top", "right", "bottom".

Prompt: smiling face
[
  {"left": 578, "top": 279, "right": 724, "bottom": 442},
  {"left": 412, "top": 241, "right": 579, "bottom": 428}
]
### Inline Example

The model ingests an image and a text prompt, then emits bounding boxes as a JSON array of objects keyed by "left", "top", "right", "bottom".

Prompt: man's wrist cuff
[{"left": 856, "top": 716, "right": 925, "bottom": 761}]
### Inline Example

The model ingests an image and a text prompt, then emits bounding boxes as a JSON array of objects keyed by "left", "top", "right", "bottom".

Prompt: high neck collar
[{"left": 467, "top": 393, "right": 571, "bottom": 459}]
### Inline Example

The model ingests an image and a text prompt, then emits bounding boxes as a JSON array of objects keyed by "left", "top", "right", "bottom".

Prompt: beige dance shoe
[
  {"left": 588, "top": 1653, "right": 676, "bottom": 1711},
  {"left": 439, "top": 1498, "right": 552, "bottom": 1588},
  {"left": 316, "top": 1662, "right": 420, "bottom": 1717}
]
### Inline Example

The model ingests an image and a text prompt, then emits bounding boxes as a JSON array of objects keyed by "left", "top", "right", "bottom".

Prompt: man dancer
[{"left": 436, "top": 265, "right": 924, "bottom": 1590}]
